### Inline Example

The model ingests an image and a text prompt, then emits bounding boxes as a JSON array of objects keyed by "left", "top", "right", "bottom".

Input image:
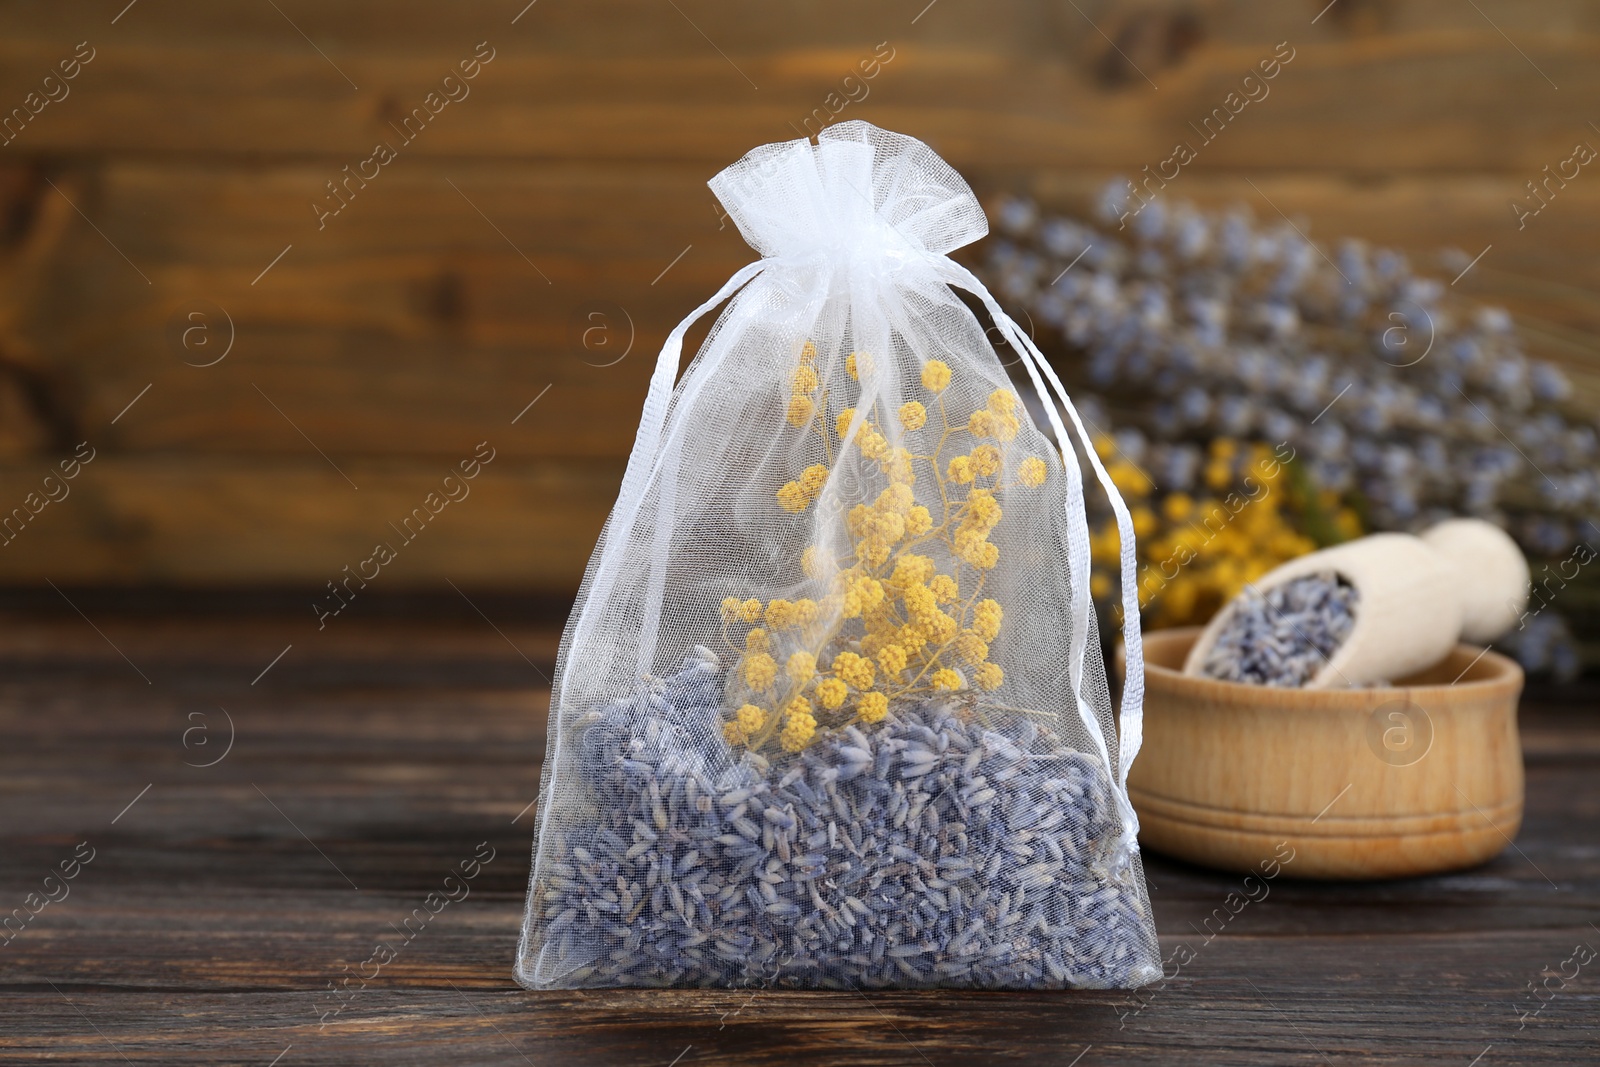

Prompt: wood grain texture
[
  {"left": 1, "top": 614, "right": 1597, "bottom": 1064},
  {"left": 0, "top": 2, "right": 1597, "bottom": 168},
  {"left": 0, "top": 0, "right": 1595, "bottom": 588},
  {"left": 0, "top": 455, "right": 620, "bottom": 590}
]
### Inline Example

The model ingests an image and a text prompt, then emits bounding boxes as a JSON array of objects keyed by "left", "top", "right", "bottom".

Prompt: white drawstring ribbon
[
  {"left": 938, "top": 260, "right": 1145, "bottom": 860},
  {"left": 615, "top": 260, "right": 769, "bottom": 520}
]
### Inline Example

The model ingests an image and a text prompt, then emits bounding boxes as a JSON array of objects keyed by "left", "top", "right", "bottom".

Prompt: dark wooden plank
[
  {"left": 10, "top": 161, "right": 1596, "bottom": 467},
  {"left": 0, "top": 455, "right": 620, "bottom": 587},
  {"left": 0, "top": 2, "right": 1597, "bottom": 170},
  {"left": 0, "top": 616, "right": 1596, "bottom": 1064}
]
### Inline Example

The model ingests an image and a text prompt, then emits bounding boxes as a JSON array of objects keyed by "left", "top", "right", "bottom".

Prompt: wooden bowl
[{"left": 1123, "top": 627, "right": 1525, "bottom": 880}]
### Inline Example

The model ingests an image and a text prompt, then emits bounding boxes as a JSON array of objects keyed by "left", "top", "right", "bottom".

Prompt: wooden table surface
[{"left": 2, "top": 606, "right": 1597, "bottom": 1065}]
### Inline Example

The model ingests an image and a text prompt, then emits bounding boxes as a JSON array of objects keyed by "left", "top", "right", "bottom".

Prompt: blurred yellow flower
[
  {"left": 1091, "top": 523, "right": 1121, "bottom": 564},
  {"left": 877, "top": 644, "right": 908, "bottom": 674},
  {"left": 1096, "top": 436, "right": 1362, "bottom": 629},
  {"left": 1131, "top": 506, "right": 1158, "bottom": 539},
  {"left": 780, "top": 703, "right": 817, "bottom": 752},
  {"left": 925, "top": 610, "right": 957, "bottom": 643},
  {"left": 954, "top": 631, "right": 988, "bottom": 665},
  {"left": 832, "top": 651, "right": 875, "bottom": 689},
  {"left": 973, "top": 599, "right": 1002, "bottom": 641},
  {"left": 971, "top": 445, "right": 1001, "bottom": 478},
  {"left": 742, "top": 652, "right": 777, "bottom": 690},
  {"left": 776, "top": 481, "right": 809, "bottom": 513},
  {"left": 877, "top": 483, "right": 914, "bottom": 515},
  {"left": 787, "top": 394, "right": 814, "bottom": 428},
  {"left": 736, "top": 703, "right": 766, "bottom": 734},
  {"left": 786, "top": 650, "right": 816, "bottom": 683},
  {"left": 880, "top": 448, "right": 915, "bottom": 485},
  {"left": 815, "top": 678, "right": 848, "bottom": 709},
  {"left": 765, "top": 598, "right": 797, "bottom": 629},
  {"left": 1107, "top": 461, "right": 1152, "bottom": 496},
  {"left": 897, "top": 624, "right": 928, "bottom": 652},
  {"left": 799, "top": 464, "right": 829, "bottom": 495}
]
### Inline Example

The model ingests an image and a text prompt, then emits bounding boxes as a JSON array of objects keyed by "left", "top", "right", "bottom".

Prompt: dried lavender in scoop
[{"left": 1201, "top": 572, "right": 1359, "bottom": 687}]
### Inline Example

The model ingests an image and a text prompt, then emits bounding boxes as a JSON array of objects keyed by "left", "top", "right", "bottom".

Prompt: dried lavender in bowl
[
  {"left": 524, "top": 648, "right": 1159, "bottom": 990},
  {"left": 1201, "top": 572, "right": 1358, "bottom": 687}
]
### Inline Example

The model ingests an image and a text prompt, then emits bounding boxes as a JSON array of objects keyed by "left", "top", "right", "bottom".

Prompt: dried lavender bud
[
  {"left": 983, "top": 188, "right": 1597, "bottom": 541},
  {"left": 1201, "top": 573, "right": 1359, "bottom": 687},
  {"left": 981, "top": 187, "right": 1594, "bottom": 675},
  {"left": 527, "top": 649, "right": 1159, "bottom": 990}
]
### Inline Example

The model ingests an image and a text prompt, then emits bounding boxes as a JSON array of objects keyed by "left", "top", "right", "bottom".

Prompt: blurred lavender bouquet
[{"left": 976, "top": 184, "right": 1595, "bottom": 679}]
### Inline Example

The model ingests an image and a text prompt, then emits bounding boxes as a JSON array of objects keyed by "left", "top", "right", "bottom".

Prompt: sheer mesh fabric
[{"left": 516, "top": 123, "right": 1159, "bottom": 991}]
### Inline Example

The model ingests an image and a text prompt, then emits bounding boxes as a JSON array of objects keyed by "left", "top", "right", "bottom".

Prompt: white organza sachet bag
[{"left": 516, "top": 121, "right": 1160, "bottom": 990}]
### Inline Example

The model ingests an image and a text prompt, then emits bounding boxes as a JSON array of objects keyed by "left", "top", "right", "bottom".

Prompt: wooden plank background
[{"left": 0, "top": 0, "right": 1596, "bottom": 591}]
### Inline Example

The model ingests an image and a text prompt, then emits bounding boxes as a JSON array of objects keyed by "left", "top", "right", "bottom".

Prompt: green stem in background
[{"left": 1283, "top": 453, "right": 1349, "bottom": 548}]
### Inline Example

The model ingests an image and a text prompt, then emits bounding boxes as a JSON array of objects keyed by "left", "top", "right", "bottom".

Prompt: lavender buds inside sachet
[{"left": 528, "top": 648, "right": 1156, "bottom": 989}]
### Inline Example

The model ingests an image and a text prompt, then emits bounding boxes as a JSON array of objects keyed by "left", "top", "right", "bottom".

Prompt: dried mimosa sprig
[{"left": 720, "top": 344, "right": 1051, "bottom": 754}]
